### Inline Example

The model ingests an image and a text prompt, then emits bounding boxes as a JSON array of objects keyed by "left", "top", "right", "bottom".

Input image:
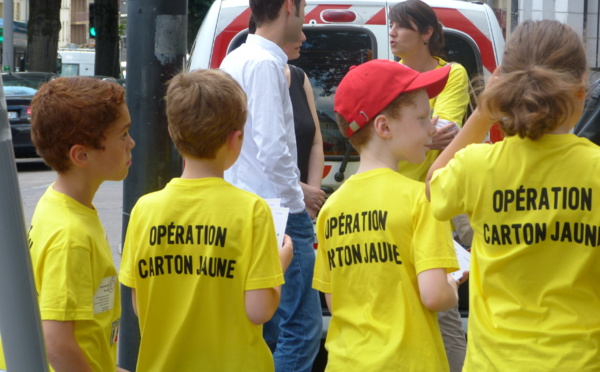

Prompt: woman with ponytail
[
  {"left": 427, "top": 20, "right": 599, "bottom": 371},
  {"left": 389, "top": 2, "right": 470, "bottom": 371}
]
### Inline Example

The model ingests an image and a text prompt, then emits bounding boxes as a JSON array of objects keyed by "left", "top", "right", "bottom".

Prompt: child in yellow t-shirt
[
  {"left": 427, "top": 20, "right": 600, "bottom": 371},
  {"left": 118, "top": 69, "right": 293, "bottom": 372},
  {"left": 313, "top": 59, "right": 466, "bottom": 371},
  {"left": 0, "top": 77, "right": 134, "bottom": 372}
]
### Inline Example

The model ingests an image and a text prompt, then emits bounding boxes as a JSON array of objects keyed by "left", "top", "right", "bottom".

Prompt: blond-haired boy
[
  {"left": 119, "top": 69, "right": 293, "bottom": 372},
  {"left": 313, "top": 59, "right": 463, "bottom": 371}
]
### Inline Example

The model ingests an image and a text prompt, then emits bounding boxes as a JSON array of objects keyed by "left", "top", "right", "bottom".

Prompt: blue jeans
[{"left": 264, "top": 210, "right": 322, "bottom": 372}]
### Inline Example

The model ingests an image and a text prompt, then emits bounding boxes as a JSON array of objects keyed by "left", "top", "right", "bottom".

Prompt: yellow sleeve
[
  {"left": 429, "top": 149, "right": 469, "bottom": 221},
  {"left": 411, "top": 195, "right": 459, "bottom": 275},
  {"left": 431, "top": 63, "right": 470, "bottom": 126},
  {"left": 119, "top": 204, "right": 140, "bottom": 289},
  {"left": 313, "top": 205, "right": 332, "bottom": 294}
]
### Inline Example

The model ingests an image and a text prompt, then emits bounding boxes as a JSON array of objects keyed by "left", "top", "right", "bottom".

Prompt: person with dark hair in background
[
  {"left": 388, "top": 2, "right": 470, "bottom": 370},
  {"left": 248, "top": 16, "right": 326, "bottom": 220},
  {"left": 220, "top": 1, "right": 322, "bottom": 371}
]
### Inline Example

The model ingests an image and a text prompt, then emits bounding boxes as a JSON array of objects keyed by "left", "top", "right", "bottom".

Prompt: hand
[
  {"left": 456, "top": 270, "right": 469, "bottom": 285},
  {"left": 117, "top": 367, "right": 131, "bottom": 372},
  {"left": 486, "top": 65, "right": 502, "bottom": 89},
  {"left": 279, "top": 234, "right": 294, "bottom": 273},
  {"left": 301, "top": 182, "right": 326, "bottom": 219},
  {"left": 448, "top": 271, "right": 469, "bottom": 291},
  {"left": 428, "top": 119, "right": 460, "bottom": 151}
]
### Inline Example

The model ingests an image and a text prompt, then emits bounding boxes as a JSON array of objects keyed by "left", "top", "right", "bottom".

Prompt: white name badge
[{"left": 93, "top": 276, "right": 117, "bottom": 314}]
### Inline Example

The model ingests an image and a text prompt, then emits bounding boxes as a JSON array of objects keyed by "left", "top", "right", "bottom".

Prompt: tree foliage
[
  {"left": 188, "top": 0, "right": 215, "bottom": 51},
  {"left": 26, "top": 0, "right": 61, "bottom": 72},
  {"left": 25, "top": 0, "right": 213, "bottom": 74}
]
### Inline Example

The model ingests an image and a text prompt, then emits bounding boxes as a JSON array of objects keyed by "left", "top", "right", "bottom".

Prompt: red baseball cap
[{"left": 334, "top": 59, "right": 451, "bottom": 137}]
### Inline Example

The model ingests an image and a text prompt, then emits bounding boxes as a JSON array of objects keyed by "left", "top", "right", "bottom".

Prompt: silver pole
[
  {"left": 0, "top": 77, "right": 48, "bottom": 369},
  {"left": 2, "top": 0, "right": 15, "bottom": 71}
]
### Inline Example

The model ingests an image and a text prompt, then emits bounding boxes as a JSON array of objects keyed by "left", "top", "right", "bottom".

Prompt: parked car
[
  {"left": 189, "top": 1, "right": 505, "bottom": 369},
  {"left": 2, "top": 72, "right": 57, "bottom": 158}
]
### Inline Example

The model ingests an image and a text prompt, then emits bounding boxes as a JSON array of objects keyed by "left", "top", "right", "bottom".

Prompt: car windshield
[
  {"left": 2, "top": 74, "right": 53, "bottom": 90},
  {"left": 3, "top": 85, "right": 38, "bottom": 96}
]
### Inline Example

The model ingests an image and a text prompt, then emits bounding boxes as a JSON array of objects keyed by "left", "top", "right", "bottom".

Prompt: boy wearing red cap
[{"left": 312, "top": 59, "right": 464, "bottom": 371}]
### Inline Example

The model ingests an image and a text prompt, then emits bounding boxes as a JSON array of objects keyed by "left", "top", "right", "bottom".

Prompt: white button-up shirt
[{"left": 220, "top": 34, "right": 305, "bottom": 213}]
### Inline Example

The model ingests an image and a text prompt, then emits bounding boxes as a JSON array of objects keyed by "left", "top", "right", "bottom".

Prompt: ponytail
[{"left": 481, "top": 20, "right": 587, "bottom": 140}]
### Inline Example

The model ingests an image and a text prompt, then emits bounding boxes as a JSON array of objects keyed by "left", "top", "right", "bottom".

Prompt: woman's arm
[
  {"left": 426, "top": 67, "right": 501, "bottom": 199},
  {"left": 303, "top": 72, "right": 324, "bottom": 190},
  {"left": 302, "top": 72, "right": 326, "bottom": 219},
  {"left": 425, "top": 108, "right": 494, "bottom": 199}
]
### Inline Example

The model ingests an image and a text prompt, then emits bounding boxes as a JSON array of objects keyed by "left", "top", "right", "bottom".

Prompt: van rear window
[
  {"left": 290, "top": 28, "right": 375, "bottom": 158},
  {"left": 228, "top": 27, "right": 376, "bottom": 159}
]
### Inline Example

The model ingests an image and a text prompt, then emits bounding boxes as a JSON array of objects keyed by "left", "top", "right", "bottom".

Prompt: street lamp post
[{"left": 118, "top": 0, "right": 186, "bottom": 370}]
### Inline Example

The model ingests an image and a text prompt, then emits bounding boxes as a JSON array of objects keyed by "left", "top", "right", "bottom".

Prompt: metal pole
[
  {"left": 510, "top": 0, "right": 519, "bottom": 35},
  {"left": 2, "top": 0, "right": 15, "bottom": 72},
  {"left": 0, "top": 76, "right": 48, "bottom": 370},
  {"left": 118, "top": 0, "right": 186, "bottom": 370}
]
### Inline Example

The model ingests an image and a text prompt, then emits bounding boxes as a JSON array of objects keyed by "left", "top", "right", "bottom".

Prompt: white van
[
  {"left": 189, "top": 0, "right": 505, "bottom": 193},
  {"left": 57, "top": 49, "right": 95, "bottom": 77}
]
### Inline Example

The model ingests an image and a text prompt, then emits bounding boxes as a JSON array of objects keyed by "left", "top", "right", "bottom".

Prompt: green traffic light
[{"left": 90, "top": 27, "right": 96, "bottom": 38}]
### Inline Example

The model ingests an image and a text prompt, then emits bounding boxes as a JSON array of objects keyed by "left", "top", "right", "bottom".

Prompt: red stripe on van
[
  {"left": 365, "top": 8, "right": 386, "bottom": 25},
  {"left": 433, "top": 8, "right": 497, "bottom": 73},
  {"left": 210, "top": 7, "right": 252, "bottom": 68},
  {"left": 305, "top": 4, "right": 352, "bottom": 24},
  {"left": 323, "top": 165, "right": 332, "bottom": 179}
]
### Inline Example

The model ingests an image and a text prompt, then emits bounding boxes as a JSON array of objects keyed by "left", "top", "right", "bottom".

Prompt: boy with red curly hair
[{"left": 1, "top": 77, "right": 134, "bottom": 372}]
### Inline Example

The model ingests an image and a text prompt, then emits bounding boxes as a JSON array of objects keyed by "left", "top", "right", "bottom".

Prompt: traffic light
[{"left": 89, "top": 3, "right": 96, "bottom": 38}]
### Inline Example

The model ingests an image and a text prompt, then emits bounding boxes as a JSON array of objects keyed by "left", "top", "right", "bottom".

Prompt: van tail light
[
  {"left": 26, "top": 106, "right": 32, "bottom": 116},
  {"left": 322, "top": 10, "right": 357, "bottom": 23}
]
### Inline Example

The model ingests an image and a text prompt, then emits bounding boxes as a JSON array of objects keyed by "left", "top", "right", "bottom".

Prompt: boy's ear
[
  {"left": 373, "top": 114, "right": 392, "bottom": 139},
  {"left": 227, "top": 129, "right": 244, "bottom": 152},
  {"left": 69, "top": 144, "right": 90, "bottom": 168}
]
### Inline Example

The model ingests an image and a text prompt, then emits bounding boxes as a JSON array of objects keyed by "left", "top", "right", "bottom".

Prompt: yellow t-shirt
[
  {"left": 313, "top": 168, "right": 459, "bottom": 371},
  {"left": 430, "top": 134, "right": 600, "bottom": 371},
  {"left": 1, "top": 186, "right": 121, "bottom": 372},
  {"left": 398, "top": 57, "right": 470, "bottom": 182},
  {"left": 119, "top": 177, "right": 284, "bottom": 372}
]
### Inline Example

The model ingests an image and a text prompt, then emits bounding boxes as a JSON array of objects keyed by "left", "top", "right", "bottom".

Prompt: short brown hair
[
  {"left": 165, "top": 69, "right": 247, "bottom": 159},
  {"left": 336, "top": 91, "right": 418, "bottom": 150},
  {"left": 250, "top": 0, "right": 302, "bottom": 27},
  {"left": 31, "top": 77, "right": 125, "bottom": 173},
  {"left": 480, "top": 20, "right": 587, "bottom": 140}
]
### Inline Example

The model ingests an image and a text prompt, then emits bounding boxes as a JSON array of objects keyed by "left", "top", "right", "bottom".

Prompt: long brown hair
[{"left": 480, "top": 20, "right": 587, "bottom": 140}]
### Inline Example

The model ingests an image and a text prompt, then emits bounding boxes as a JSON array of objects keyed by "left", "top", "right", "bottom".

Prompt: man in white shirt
[{"left": 220, "top": 1, "right": 322, "bottom": 371}]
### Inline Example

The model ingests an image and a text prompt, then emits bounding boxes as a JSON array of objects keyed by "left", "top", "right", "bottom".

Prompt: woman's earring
[{"left": 424, "top": 41, "right": 428, "bottom": 45}]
